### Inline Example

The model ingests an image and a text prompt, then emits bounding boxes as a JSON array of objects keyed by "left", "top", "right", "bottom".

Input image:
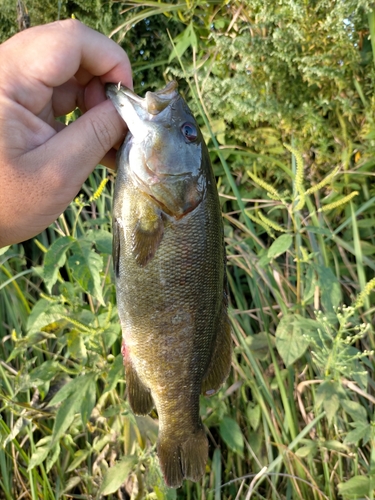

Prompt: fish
[{"left": 106, "top": 80, "right": 232, "bottom": 488}]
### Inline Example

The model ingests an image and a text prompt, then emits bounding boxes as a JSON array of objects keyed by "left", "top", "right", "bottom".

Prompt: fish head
[{"left": 106, "top": 81, "right": 206, "bottom": 217}]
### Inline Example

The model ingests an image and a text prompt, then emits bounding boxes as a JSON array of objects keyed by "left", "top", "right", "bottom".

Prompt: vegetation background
[{"left": 1, "top": 0, "right": 375, "bottom": 498}]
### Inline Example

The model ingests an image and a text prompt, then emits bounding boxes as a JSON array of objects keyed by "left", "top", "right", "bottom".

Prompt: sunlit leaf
[
  {"left": 219, "top": 417, "right": 244, "bottom": 457},
  {"left": 99, "top": 456, "right": 138, "bottom": 495}
]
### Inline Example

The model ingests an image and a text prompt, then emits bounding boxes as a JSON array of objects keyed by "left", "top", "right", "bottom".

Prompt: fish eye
[{"left": 181, "top": 122, "right": 198, "bottom": 142}]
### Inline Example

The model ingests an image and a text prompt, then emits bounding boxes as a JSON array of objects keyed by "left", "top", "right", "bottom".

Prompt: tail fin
[{"left": 157, "top": 427, "right": 208, "bottom": 488}]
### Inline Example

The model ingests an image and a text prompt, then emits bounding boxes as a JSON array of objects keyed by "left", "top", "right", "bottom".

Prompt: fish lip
[
  {"left": 106, "top": 81, "right": 179, "bottom": 115},
  {"left": 105, "top": 83, "right": 144, "bottom": 105}
]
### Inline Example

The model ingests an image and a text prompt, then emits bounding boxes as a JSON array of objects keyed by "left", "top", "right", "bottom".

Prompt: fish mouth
[{"left": 106, "top": 81, "right": 179, "bottom": 115}]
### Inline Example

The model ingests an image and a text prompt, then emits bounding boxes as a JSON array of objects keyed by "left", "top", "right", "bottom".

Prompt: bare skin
[{"left": 0, "top": 19, "right": 133, "bottom": 247}]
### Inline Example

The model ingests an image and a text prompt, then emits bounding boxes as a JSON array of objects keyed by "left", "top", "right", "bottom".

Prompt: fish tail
[{"left": 157, "top": 427, "right": 208, "bottom": 488}]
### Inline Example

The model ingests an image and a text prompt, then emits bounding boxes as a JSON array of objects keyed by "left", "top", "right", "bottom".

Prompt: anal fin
[{"left": 201, "top": 295, "right": 232, "bottom": 396}]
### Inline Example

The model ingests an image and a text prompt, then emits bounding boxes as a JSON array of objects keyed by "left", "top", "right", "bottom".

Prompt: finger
[
  {"left": 29, "top": 99, "right": 126, "bottom": 200},
  {"left": 51, "top": 78, "right": 85, "bottom": 117},
  {"left": 0, "top": 19, "right": 132, "bottom": 114},
  {"left": 100, "top": 148, "right": 118, "bottom": 171}
]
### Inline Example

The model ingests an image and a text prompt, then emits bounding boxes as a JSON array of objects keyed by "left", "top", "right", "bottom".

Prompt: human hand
[{"left": 0, "top": 19, "right": 132, "bottom": 247}]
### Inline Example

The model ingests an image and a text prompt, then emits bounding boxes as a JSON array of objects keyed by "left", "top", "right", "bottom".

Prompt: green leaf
[
  {"left": 246, "top": 332, "right": 272, "bottom": 360},
  {"left": 338, "top": 476, "right": 371, "bottom": 498},
  {"left": 28, "top": 443, "right": 51, "bottom": 471},
  {"left": 50, "top": 393, "right": 81, "bottom": 448},
  {"left": 66, "top": 449, "right": 91, "bottom": 472},
  {"left": 104, "top": 354, "right": 124, "bottom": 393},
  {"left": 44, "top": 236, "right": 74, "bottom": 293},
  {"left": 27, "top": 299, "right": 66, "bottom": 334},
  {"left": 344, "top": 421, "right": 371, "bottom": 445},
  {"left": 341, "top": 400, "right": 367, "bottom": 422},
  {"left": 29, "top": 360, "right": 59, "bottom": 384},
  {"left": 295, "top": 441, "right": 317, "bottom": 458},
  {"left": 322, "top": 440, "right": 350, "bottom": 453},
  {"left": 219, "top": 417, "right": 244, "bottom": 457},
  {"left": 316, "top": 380, "right": 344, "bottom": 425},
  {"left": 68, "top": 240, "right": 104, "bottom": 304},
  {"left": 67, "top": 330, "right": 87, "bottom": 364},
  {"left": 86, "top": 229, "right": 112, "bottom": 254},
  {"left": 99, "top": 456, "right": 138, "bottom": 495},
  {"left": 49, "top": 373, "right": 97, "bottom": 446},
  {"left": 246, "top": 404, "right": 261, "bottom": 431},
  {"left": 168, "top": 22, "right": 197, "bottom": 62},
  {"left": 316, "top": 264, "right": 341, "bottom": 312},
  {"left": 46, "top": 443, "right": 60, "bottom": 473},
  {"left": 0, "top": 246, "right": 10, "bottom": 256},
  {"left": 275, "top": 314, "right": 314, "bottom": 366},
  {"left": 267, "top": 234, "right": 293, "bottom": 259},
  {"left": 80, "top": 376, "right": 96, "bottom": 424}
]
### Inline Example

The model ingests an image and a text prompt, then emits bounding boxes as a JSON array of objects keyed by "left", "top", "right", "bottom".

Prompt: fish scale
[{"left": 106, "top": 81, "right": 232, "bottom": 488}]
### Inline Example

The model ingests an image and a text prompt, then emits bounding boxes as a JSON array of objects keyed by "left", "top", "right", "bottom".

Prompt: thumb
[{"left": 43, "top": 99, "right": 126, "bottom": 190}]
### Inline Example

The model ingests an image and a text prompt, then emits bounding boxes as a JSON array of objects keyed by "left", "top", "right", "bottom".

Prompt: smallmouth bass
[{"left": 106, "top": 81, "right": 232, "bottom": 488}]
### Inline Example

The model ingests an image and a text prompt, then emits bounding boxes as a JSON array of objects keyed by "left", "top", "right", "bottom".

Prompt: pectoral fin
[
  {"left": 132, "top": 198, "right": 164, "bottom": 267},
  {"left": 201, "top": 294, "right": 232, "bottom": 396}
]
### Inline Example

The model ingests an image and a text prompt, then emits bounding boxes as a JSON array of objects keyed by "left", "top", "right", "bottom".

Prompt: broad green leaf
[
  {"left": 29, "top": 360, "right": 59, "bottom": 384},
  {"left": 323, "top": 440, "right": 350, "bottom": 453},
  {"left": 67, "top": 330, "right": 87, "bottom": 364},
  {"left": 219, "top": 417, "right": 244, "bottom": 457},
  {"left": 28, "top": 444, "right": 50, "bottom": 471},
  {"left": 275, "top": 314, "right": 313, "bottom": 366},
  {"left": 68, "top": 240, "right": 104, "bottom": 304},
  {"left": 302, "top": 266, "right": 318, "bottom": 305},
  {"left": 341, "top": 400, "right": 367, "bottom": 422},
  {"left": 154, "top": 485, "right": 177, "bottom": 500},
  {"left": 246, "top": 404, "right": 261, "bottom": 431},
  {"left": 267, "top": 234, "right": 293, "bottom": 259},
  {"left": 27, "top": 299, "right": 66, "bottom": 334},
  {"left": 338, "top": 476, "right": 371, "bottom": 498},
  {"left": 246, "top": 332, "right": 272, "bottom": 360},
  {"left": 104, "top": 354, "right": 124, "bottom": 393},
  {"left": 46, "top": 443, "right": 60, "bottom": 473},
  {"left": 66, "top": 449, "right": 91, "bottom": 472},
  {"left": 80, "top": 376, "right": 96, "bottom": 424},
  {"left": 344, "top": 421, "right": 371, "bottom": 445},
  {"left": 50, "top": 393, "right": 81, "bottom": 447},
  {"left": 99, "top": 456, "right": 138, "bottom": 495},
  {"left": 316, "top": 380, "right": 344, "bottom": 425},
  {"left": 50, "top": 373, "right": 97, "bottom": 448},
  {"left": 316, "top": 264, "right": 341, "bottom": 312},
  {"left": 86, "top": 229, "right": 112, "bottom": 254},
  {"left": 48, "top": 373, "right": 96, "bottom": 407},
  {"left": 295, "top": 441, "right": 317, "bottom": 458},
  {"left": 102, "top": 325, "right": 121, "bottom": 350},
  {"left": 44, "top": 236, "right": 74, "bottom": 292}
]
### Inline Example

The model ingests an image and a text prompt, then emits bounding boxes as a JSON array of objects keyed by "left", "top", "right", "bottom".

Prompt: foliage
[{"left": 1, "top": 1, "right": 375, "bottom": 499}]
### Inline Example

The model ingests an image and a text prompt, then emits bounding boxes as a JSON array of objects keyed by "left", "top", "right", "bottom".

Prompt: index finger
[{"left": 0, "top": 19, "right": 132, "bottom": 113}]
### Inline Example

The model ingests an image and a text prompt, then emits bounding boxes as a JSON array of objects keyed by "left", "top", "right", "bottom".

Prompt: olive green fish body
[{"left": 107, "top": 81, "right": 231, "bottom": 488}]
